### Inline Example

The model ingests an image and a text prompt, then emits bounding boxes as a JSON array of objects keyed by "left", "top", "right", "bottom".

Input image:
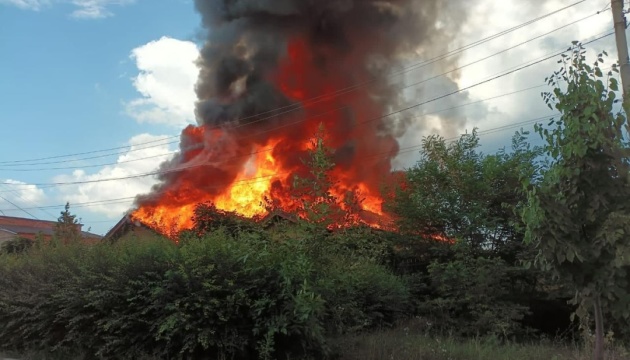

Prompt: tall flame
[{"left": 131, "top": 0, "right": 465, "bottom": 239}]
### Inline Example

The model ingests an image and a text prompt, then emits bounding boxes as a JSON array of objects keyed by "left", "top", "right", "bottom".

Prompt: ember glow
[{"left": 132, "top": 0, "right": 465, "bottom": 236}]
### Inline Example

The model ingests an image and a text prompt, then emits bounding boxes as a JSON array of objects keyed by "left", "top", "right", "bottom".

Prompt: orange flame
[{"left": 131, "top": 37, "right": 402, "bottom": 237}]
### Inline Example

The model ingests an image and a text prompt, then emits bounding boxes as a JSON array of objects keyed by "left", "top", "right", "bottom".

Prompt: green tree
[
  {"left": 190, "top": 201, "right": 259, "bottom": 238},
  {"left": 522, "top": 43, "right": 630, "bottom": 360},
  {"left": 292, "top": 123, "right": 361, "bottom": 229},
  {"left": 54, "top": 202, "right": 81, "bottom": 244},
  {"left": 384, "top": 130, "right": 544, "bottom": 337},
  {"left": 385, "top": 129, "right": 539, "bottom": 255}
]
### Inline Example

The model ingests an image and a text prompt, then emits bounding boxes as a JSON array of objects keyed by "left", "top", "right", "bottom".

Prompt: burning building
[{"left": 129, "top": 0, "right": 468, "bottom": 236}]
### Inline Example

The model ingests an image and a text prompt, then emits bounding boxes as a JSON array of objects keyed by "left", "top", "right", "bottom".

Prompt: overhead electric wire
[
  {"left": 170, "top": 0, "right": 588, "bottom": 128},
  {"left": 0, "top": 29, "right": 614, "bottom": 189},
  {"left": 0, "top": 141, "right": 182, "bottom": 167},
  {"left": 0, "top": 151, "right": 180, "bottom": 171},
  {"left": 0, "top": 0, "right": 587, "bottom": 166},
  {"left": 0, "top": 5, "right": 603, "bottom": 172},
  {"left": 397, "top": 11, "right": 604, "bottom": 92},
  {"left": 0, "top": 184, "right": 58, "bottom": 220},
  {"left": 0, "top": 195, "right": 40, "bottom": 220},
  {"left": 0, "top": 84, "right": 547, "bottom": 172},
  {"left": 210, "top": 9, "right": 607, "bottom": 137},
  {"left": 0, "top": 135, "right": 181, "bottom": 165},
  {"left": 240, "top": 30, "right": 614, "bottom": 141},
  {"left": 0, "top": 112, "right": 560, "bottom": 214},
  {"left": 4, "top": 111, "right": 551, "bottom": 212}
]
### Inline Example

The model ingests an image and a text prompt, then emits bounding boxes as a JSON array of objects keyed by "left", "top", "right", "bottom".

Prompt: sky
[{"left": 0, "top": 0, "right": 624, "bottom": 235}]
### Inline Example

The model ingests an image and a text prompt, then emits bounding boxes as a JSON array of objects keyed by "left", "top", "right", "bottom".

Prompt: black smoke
[
  {"left": 134, "top": 0, "right": 477, "bottom": 210},
  {"left": 193, "top": 0, "right": 472, "bottom": 134}
]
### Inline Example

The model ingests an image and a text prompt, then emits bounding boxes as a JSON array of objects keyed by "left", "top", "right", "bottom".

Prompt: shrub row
[{"left": 0, "top": 229, "right": 409, "bottom": 360}]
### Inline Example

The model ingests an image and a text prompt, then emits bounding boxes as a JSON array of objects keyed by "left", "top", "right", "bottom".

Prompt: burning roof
[{"left": 130, "top": 0, "right": 468, "bottom": 233}]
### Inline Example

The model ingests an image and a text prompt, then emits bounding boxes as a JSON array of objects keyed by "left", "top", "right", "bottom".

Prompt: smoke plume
[{"left": 133, "top": 0, "right": 475, "bottom": 231}]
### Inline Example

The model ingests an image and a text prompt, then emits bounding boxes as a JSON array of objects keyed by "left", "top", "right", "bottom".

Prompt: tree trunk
[{"left": 593, "top": 295, "right": 604, "bottom": 360}]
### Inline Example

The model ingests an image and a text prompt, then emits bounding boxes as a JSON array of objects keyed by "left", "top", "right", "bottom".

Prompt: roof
[
  {"left": 103, "top": 215, "right": 155, "bottom": 241},
  {"left": 0, "top": 224, "right": 55, "bottom": 237},
  {"left": 0, "top": 215, "right": 102, "bottom": 240},
  {"left": 260, "top": 210, "right": 298, "bottom": 225},
  {"left": 0, "top": 227, "right": 17, "bottom": 235}
]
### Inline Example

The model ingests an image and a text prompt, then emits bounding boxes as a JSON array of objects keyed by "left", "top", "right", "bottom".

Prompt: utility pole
[{"left": 612, "top": 0, "right": 630, "bottom": 98}]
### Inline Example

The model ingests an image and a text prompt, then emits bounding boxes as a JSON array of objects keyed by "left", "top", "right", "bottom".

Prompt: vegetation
[
  {"left": 334, "top": 323, "right": 629, "bottom": 360},
  {"left": 54, "top": 202, "right": 81, "bottom": 243},
  {"left": 0, "top": 44, "right": 629, "bottom": 359},
  {"left": 0, "top": 236, "right": 34, "bottom": 254},
  {"left": 522, "top": 44, "right": 630, "bottom": 360}
]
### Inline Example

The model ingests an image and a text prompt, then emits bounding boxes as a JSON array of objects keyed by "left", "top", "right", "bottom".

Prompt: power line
[
  {"left": 0, "top": 141, "right": 181, "bottom": 167},
  {"left": 202, "top": 0, "right": 589, "bottom": 132},
  {"left": 0, "top": 112, "right": 560, "bottom": 214},
  {"left": 0, "top": 136, "right": 181, "bottom": 165},
  {"left": 0, "top": 30, "right": 614, "bottom": 189},
  {"left": 0, "top": 0, "right": 587, "bottom": 166},
  {"left": 0, "top": 195, "right": 40, "bottom": 220},
  {"left": 0, "top": 151, "right": 179, "bottom": 171},
  {"left": 0, "top": 84, "right": 546, "bottom": 172},
  {"left": 397, "top": 11, "right": 604, "bottom": 93},
  {"left": 213, "top": 10, "right": 607, "bottom": 139},
  {"left": 0, "top": 184, "right": 58, "bottom": 220},
  {"left": 3, "top": 12, "right": 611, "bottom": 173}
]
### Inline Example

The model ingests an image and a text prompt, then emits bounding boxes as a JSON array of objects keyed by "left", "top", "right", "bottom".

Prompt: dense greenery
[
  {"left": 0, "top": 45, "right": 629, "bottom": 359},
  {"left": 0, "top": 229, "right": 409, "bottom": 360},
  {"left": 384, "top": 129, "right": 549, "bottom": 339},
  {"left": 523, "top": 44, "right": 630, "bottom": 360}
]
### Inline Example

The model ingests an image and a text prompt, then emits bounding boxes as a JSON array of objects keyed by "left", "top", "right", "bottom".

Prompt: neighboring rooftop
[
  {"left": 103, "top": 215, "right": 157, "bottom": 242},
  {"left": 0, "top": 215, "right": 102, "bottom": 242}
]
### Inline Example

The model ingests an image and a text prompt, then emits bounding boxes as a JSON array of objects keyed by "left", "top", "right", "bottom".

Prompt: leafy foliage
[
  {"left": 0, "top": 226, "right": 410, "bottom": 359},
  {"left": 420, "top": 243, "right": 531, "bottom": 338},
  {"left": 522, "top": 43, "right": 630, "bottom": 358},
  {"left": 54, "top": 202, "right": 81, "bottom": 243},
  {"left": 385, "top": 130, "right": 539, "bottom": 255},
  {"left": 383, "top": 130, "right": 550, "bottom": 339},
  {"left": 292, "top": 124, "right": 363, "bottom": 229},
  {"left": 190, "top": 201, "right": 259, "bottom": 237},
  {"left": 0, "top": 237, "right": 34, "bottom": 254}
]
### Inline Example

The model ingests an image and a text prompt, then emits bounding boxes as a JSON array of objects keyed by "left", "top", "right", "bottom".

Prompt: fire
[
  {"left": 132, "top": 2, "right": 418, "bottom": 238},
  {"left": 213, "top": 140, "right": 285, "bottom": 217},
  {"left": 131, "top": 131, "right": 392, "bottom": 236}
]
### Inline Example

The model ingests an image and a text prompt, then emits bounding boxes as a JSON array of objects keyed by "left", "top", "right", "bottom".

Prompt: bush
[
  {"left": 0, "top": 236, "right": 34, "bottom": 254},
  {"left": 317, "top": 259, "right": 411, "bottom": 335},
  {"left": 0, "top": 235, "right": 178, "bottom": 358},
  {"left": 0, "top": 227, "right": 410, "bottom": 359},
  {"left": 415, "top": 244, "right": 530, "bottom": 339}
]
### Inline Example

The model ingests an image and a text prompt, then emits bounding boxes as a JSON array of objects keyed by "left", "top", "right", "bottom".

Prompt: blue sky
[
  {"left": 0, "top": 0, "right": 197, "bottom": 162},
  {"left": 0, "top": 0, "right": 201, "bottom": 232},
  {"left": 0, "top": 0, "right": 624, "bottom": 235}
]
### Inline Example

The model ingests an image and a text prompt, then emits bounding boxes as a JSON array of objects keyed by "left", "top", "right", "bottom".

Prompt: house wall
[{"left": 16, "top": 232, "right": 52, "bottom": 241}]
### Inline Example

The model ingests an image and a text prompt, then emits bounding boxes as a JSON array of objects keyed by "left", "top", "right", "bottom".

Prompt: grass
[
  {"left": 3, "top": 333, "right": 629, "bottom": 360},
  {"left": 334, "top": 326, "right": 630, "bottom": 360}
]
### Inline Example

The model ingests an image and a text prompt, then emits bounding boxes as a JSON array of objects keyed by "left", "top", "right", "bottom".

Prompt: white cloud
[
  {"left": 394, "top": 0, "right": 619, "bottom": 168},
  {"left": 125, "top": 37, "right": 200, "bottom": 127},
  {"left": 457, "top": 0, "right": 614, "bottom": 127},
  {"left": 38, "top": 36, "right": 199, "bottom": 228},
  {"left": 0, "top": 180, "right": 48, "bottom": 218},
  {"left": 0, "top": 0, "right": 133, "bottom": 18},
  {"left": 70, "top": 0, "right": 135, "bottom": 19},
  {"left": 0, "top": 0, "right": 47, "bottom": 10},
  {"left": 392, "top": 1, "right": 619, "bottom": 167},
  {"left": 53, "top": 133, "right": 176, "bottom": 219}
]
